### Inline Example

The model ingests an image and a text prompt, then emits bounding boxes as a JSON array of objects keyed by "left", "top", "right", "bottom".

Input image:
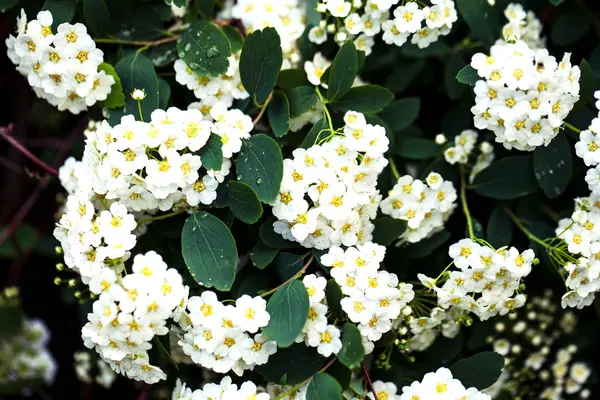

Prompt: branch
[
  {"left": 0, "top": 124, "right": 58, "bottom": 176},
  {"left": 94, "top": 35, "right": 180, "bottom": 47},
  {"left": 260, "top": 254, "right": 314, "bottom": 297},
  {"left": 252, "top": 92, "right": 274, "bottom": 125},
  {"left": 361, "top": 362, "right": 379, "bottom": 400}
]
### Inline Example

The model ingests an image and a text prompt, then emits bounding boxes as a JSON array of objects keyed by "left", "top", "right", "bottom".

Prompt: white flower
[{"left": 233, "top": 295, "right": 270, "bottom": 334}]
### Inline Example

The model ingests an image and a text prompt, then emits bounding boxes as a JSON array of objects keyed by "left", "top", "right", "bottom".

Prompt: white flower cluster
[
  {"left": 309, "top": 0, "right": 457, "bottom": 54},
  {"left": 0, "top": 316, "right": 57, "bottom": 388},
  {"left": 6, "top": 10, "right": 114, "bottom": 114},
  {"left": 555, "top": 193, "right": 600, "bottom": 309},
  {"left": 399, "top": 367, "right": 492, "bottom": 399},
  {"left": 575, "top": 91, "right": 600, "bottom": 196},
  {"left": 501, "top": 3, "right": 544, "bottom": 50},
  {"left": 380, "top": 172, "right": 457, "bottom": 243},
  {"left": 61, "top": 105, "right": 252, "bottom": 213},
  {"left": 174, "top": 53, "right": 248, "bottom": 110},
  {"left": 270, "top": 111, "right": 388, "bottom": 249},
  {"left": 540, "top": 349, "right": 592, "bottom": 399},
  {"left": 419, "top": 238, "right": 535, "bottom": 321},
  {"left": 230, "top": 0, "right": 305, "bottom": 68},
  {"left": 404, "top": 306, "right": 461, "bottom": 352},
  {"left": 74, "top": 351, "right": 117, "bottom": 389},
  {"left": 320, "top": 242, "right": 415, "bottom": 352},
  {"left": 442, "top": 130, "right": 495, "bottom": 182},
  {"left": 173, "top": 376, "right": 269, "bottom": 400},
  {"left": 470, "top": 40, "right": 580, "bottom": 151},
  {"left": 177, "top": 291, "right": 277, "bottom": 375},
  {"left": 80, "top": 251, "right": 187, "bottom": 383}
]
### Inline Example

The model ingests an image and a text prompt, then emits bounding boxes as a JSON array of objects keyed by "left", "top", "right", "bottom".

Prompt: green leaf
[
  {"left": 236, "top": 134, "right": 284, "bottom": 203},
  {"left": 455, "top": 0, "right": 499, "bottom": 46},
  {"left": 487, "top": 207, "right": 513, "bottom": 248},
  {"left": 42, "top": 0, "right": 75, "bottom": 26},
  {"left": 256, "top": 344, "right": 326, "bottom": 385},
  {"left": 338, "top": 324, "right": 364, "bottom": 369},
  {"left": 227, "top": 181, "right": 263, "bottom": 224},
  {"left": 379, "top": 98, "right": 421, "bottom": 132},
  {"left": 83, "top": 0, "right": 111, "bottom": 35},
  {"left": 198, "top": 133, "right": 223, "bottom": 171},
  {"left": 327, "top": 41, "right": 358, "bottom": 101},
  {"left": 158, "top": 77, "right": 171, "bottom": 109},
  {"left": 450, "top": 352, "right": 505, "bottom": 390},
  {"left": 263, "top": 280, "right": 310, "bottom": 347},
  {"left": 405, "top": 230, "right": 451, "bottom": 259},
  {"left": 115, "top": 52, "right": 159, "bottom": 122},
  {"left": 177, "top": 21, "right": 231, "bottom": 77},
  {"left": 0, "top": 0, "right": 20, "bottom": 12},
  {"left": 456, "top": 65, "right": 479, "bottom": 86},
  {"left": 97, "top": 62, "right": 125, "bottom": 109},
  {"left": 533, "top": 134, "right": 572, "bottom": 198},
  {"left": 259, "top": 218, "right": 299, "bottom": 249},
  {"left": 277, "top": 69, "right": 311, "bottom": 90},
  {"left": 385, "top": 59, "right": 425, "bottom": 94},
  {"left": 472, "top": 156, "right": 537, "bottom": 200},
  {"left": 327, "top": 361, "right": 351, "bottom": 390},
  {"left": 274, "top": 252, "right": 305, "bottom": 281},
  {"left": 301, "top": 118, "right": 328, "bottom": 149},
  {"left": 194, "top": 0, "right": 215, "bottom": 18},
  {"left": 372, "top": 217, "right": 407, "bottom": 246},
  {"left": 268, "top": 91, "right": 291, "bottom": 137},
  {"left": 331, "top": 85, "right": 393, "bottom": 114},
  {"left": 221, "top": 25, "right": 244, "bottom": 53},
  {"left": 289, "top": 86, "right": 318, "bottom": 116},
  {"left": 551, "top": 6, "right": 591, "bottom": 46},
  {"left": 325, "top": 280, "right": 344, "bottom": 319},
  {"left": 306, "top": 373, "right": 343, "bottom": 400},
  {"left": 575, "top": 59, "right": 595, "bottom": 110},
  {"left": 397, "top": 138, "right": 441, "bottom": 159},
  {"left": 446, "top": 55, "right": 468, "bottom": 98},
  {"left": 181, "top": 211, "right": 238, "bottom": 291},
  {"left": 149, "top": 42, "right": 179, "bottom": 68},
  {"left": 240, "top": 27, "right": 283, "bottom": 104},
  {"left": 250, "top": 241, "right": 279, "bottom": 269}
]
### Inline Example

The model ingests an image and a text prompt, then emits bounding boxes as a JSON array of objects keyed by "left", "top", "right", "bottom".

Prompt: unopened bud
[
  {"left": 56, "top": 263, "right": 64, "bottom": 271},
  {"left": 131, "top": 89, "right": 146, "bottom": 101},
  {"left": 435, "top": 134, "right": 447, "bottom": 145},
  {"left": 53, "top": 277, "right": 62, "bottom": 285},
  {"left": 533, "top": 258, "right": 540, "bottom": 265},
  {"left": 74, "top": 291, "right": 82, "bottom": 298},
  {"left": 55, "top": 246, "right": 63, "bottom": 255},
  {"left": 68, "top": 279, "right": 77, "bottom": 287}
]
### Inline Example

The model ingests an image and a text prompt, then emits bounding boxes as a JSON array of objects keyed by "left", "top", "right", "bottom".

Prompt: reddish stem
[
  {"left": 361, "top": 362, "right": 379, "bottom": 400},
  {"left": 0, "top": 124, "right": 58, "bottom": 176}
]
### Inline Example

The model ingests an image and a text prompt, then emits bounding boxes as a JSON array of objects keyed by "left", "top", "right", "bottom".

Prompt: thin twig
[
  {"left": 361, "top": 362, "right": 379, "bottom": 400},
  {"left": 94, "top": 35, "right": 180, "bottom": 47},
  {"left": 0, "top": 157, "right": 28, "bottom": 177},
  {"left": 1, "top": 117, "right": 87, "bottom": 267},
  {"left": 252, "top": 92, "right": 274, "bottom": 125},
  {"left": 260, "top": 254, "right": 314, "bottom": 297},
  {"left": 0, "top": 124, "right": 58, "bottom": 176}
]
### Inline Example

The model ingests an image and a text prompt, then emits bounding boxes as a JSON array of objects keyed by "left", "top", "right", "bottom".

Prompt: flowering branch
[
  {"left": 361, "top": 362, "right": 379, "bottom": 400},
  {"left": 260, "top": 254, "right": 314, "bottom": 297},
  {"left": 315, "top": 87, "right": 334, "bottom": 133},
  {"left": 0, "top": 124, "right": 58, "bottom": 177}
]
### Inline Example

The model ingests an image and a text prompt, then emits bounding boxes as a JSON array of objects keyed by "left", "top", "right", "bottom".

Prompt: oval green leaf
[
  {"left": 379, "top": 97, "right": 421, "bottom": 132},
  {"left": 472, "top": 156, "right": 537, "bottom": 200},
  {"left": 289, "top": 85, "right": 318, "bottom": 116},
  {"left": 98, "top": 62, "right": 125, "bottom": 109},
  {"left": 456, "top": 65, "right": 479, "bottom": 86},
  {"left": 240, "top": 27, "right": 283, "bottom": 104},
  {"left": 274, "top": 252, "right": 305, "bottom": 281},
  {"left": 181, "top": 211, "right": 238, "bottom": 291},
  {"left": 227, "top": 181, "right": 263, "bottom": 224},
  {"left": 306, "top": 373, "right": 343, "bottom": 400},
  {"left": 397, "top": 138, "right": 441, "bottom": 160},
  {"left": 177, "top": 20, "right": 231, "bottom": 77},
  {"left": 332, "top": 85, "right": 393, "bottom": 114},
  {"left": 327, "top": 41, "right": 358, "bottom": 101},
  {"left": 250, "top": 241, "right": 279, "bottom": 269},
  {"left": 115, "top": 52, "right": 159, "bottom": 122},
  {"left": 83, "top": 0, "right": 111, "bottom": 35},
  {"left": 338, "top": 323, "right": 365, "bottom": 369},
  {"left": 263, "top": 280, "right": 309, "bottom": 347},
  {"left": 533, "top": 133, "right": 572, "bottom": 198},
  {"left": 236, "top": 134, "right": 283, "bottom": 203},
  {"left": 221, "top": 25, "right": 244, "bottom": 53},
  {"left": 256, "top": 344, "right": 326, "bottom": 385},
  {"left": 372, "top": 217, "right": 407, "bottom": 246},
  {"left": 199, "top": 133, "right": 224, "bottom": 171},
  {"left": 450, "top": 351, "right": 505, "bottom": 390},
  {"left": 268, "top": 90, "right": 290, "bottom": 137}
]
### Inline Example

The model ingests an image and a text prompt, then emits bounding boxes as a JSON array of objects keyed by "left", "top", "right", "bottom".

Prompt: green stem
[
  {"left": 261, "top": 255, "right": 314, "bottom": 297},
  {"left": 434, "top": 261, "right": 455, "bottom": 283},
  {"left": 388, "top": 158, "right": 401, "bottom": 180},
  {"left": 274, "top": 357, "right": 337, "bottom": 400},
  {"left": 94, "top": 35, "right": 180, "bottom": 47},
  {"left": 154, "top": 337, "right": 179, "bottom": 370},
  {"left": 504, "top": 208, "right": 552, "bottom": 250},
  {"left": 459, "top": 166, "right": 476, "bottom": 241},
  {"left": 315, "top": 87, "right": 334, "bottom": 134},
  {"left": 137, "top": 100, "right": 144, "bottom": 122},
  {"left": 564, "top": 122, "right": 582, "bottom": 134},
  {"left": 138, "top": 209, "right": 188, "bottom": 225}
]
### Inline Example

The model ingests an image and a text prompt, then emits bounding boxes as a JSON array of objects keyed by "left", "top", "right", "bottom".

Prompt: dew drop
[{"left": 256, "top": 178, "right": 262, "bottom": 184}]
